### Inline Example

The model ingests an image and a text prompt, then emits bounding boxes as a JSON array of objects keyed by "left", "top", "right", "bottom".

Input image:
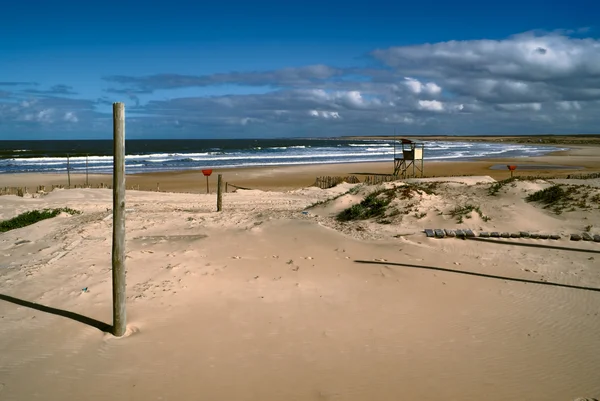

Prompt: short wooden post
[
  {"left": 206, "top": 176, "right": 210, "bottom": 194},
  {"left": 112, "top": 102, "right": 127, "bottom": 337},
  {"left": 157, "top": 182, "right": 160, "bottom": 192},
  {"left": 67, "top": 154, "right": 71, "bottom": 188},
  {"left": 217, "top": 174, "right": 223, "bottom": 212},
  {"left": 226, "top": 182, "right": 228, "bottom": 193}
]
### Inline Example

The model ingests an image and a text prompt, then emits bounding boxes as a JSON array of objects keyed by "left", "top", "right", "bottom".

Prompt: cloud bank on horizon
[{"left": 1, "top": 30, "right": 600, "bottom": 138}]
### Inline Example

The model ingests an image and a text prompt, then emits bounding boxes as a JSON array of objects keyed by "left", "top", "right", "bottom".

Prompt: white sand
[{"left": 1, "top": 179, "right": 600, "bottom": 401}]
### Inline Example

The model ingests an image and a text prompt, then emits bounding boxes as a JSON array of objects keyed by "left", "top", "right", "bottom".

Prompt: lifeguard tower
[{"left": 393, "top": 138, "right": 424, "bottom": 178}]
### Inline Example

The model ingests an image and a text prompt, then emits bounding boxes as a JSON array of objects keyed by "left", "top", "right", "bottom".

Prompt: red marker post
[
  {"left": 202, "top": 169, "right": 213, "bottom": 193},
  {"left": 507, "top": 165, "right": 517, "bottom": 178}
]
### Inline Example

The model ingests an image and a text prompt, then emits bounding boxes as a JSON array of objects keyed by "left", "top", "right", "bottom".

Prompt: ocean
[{"left": 0, "top": 139, "right": 562, "bottom": 175}]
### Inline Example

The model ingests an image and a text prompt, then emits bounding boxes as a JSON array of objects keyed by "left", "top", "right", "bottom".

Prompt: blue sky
[{"left": 0, "top": 0, "right": 598, "bottom": 139}]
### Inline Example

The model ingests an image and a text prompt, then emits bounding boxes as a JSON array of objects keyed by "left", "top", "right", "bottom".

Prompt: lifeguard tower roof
[{"left": 399, "top": 138, "right": 422, "bottom": 144}]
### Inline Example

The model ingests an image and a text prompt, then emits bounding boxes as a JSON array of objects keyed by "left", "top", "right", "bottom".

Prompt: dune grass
[
  {"left": 450, "top": 204, "right": 491, "bottom": 223},
  {"left": 0, "top": 208, "right": 81, "bottom": 233},
  {"left": 336, "top": 188, "right": 393, "bottom": 222},
  {"left": 526, "top": 184, "right": 600, "bottom": 214},
  {"left": 336, "top": 184, "right": 435, "bottom": 222}
]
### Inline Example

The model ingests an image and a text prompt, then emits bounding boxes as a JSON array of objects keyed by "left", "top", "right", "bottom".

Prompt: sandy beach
[{"left": 1, "top": 144, "right": 600, "bottom": 400}]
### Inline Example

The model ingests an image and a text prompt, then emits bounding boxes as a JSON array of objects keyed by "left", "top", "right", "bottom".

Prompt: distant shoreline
[
  {"left": 341, "top": 135, "right": 600, "bottom": 145},
  {"left": 2, "top": 134, "right": 600, "bottom": 146}
]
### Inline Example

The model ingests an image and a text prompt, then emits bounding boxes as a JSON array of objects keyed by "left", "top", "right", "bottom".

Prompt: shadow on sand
[
  {"left": 354, "top": 260, "right": 600, "bottom": 293},
  {"left": 0, "top": 293, "right": 112, "bottom": 332}
]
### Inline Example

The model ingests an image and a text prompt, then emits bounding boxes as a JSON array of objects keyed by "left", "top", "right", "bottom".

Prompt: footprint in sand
[
  {"left": 374, "top": 258, "right": 387, "bottom": 262},
  {"left": 232, "top": 256, "right": 242, "bottom": 259}
]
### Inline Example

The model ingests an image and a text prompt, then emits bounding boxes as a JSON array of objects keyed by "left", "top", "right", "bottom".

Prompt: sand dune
[{"left": 1, "top": 177, "right": 600, "bottom": 401}]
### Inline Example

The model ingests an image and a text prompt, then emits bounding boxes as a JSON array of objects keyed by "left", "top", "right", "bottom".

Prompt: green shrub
[
  {"left": 336, "top": 184, "right": 437, "bottom": 222},
  {"left": 488, "top": 177, "right": 517, "bottom": 196},
  {"left": 526, "top": 186, "right": 566, "bottom": 205},
  {"left": 450, "top": 204, "right": 490, "bottom": 223},
  {"left": 337, "top": 188, "right": 394, "bottom": 222},
  {"left": 0, "top": 208, "right": 81, "bottom": 233}
]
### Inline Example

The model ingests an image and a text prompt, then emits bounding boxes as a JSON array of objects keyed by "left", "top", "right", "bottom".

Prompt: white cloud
[
  {"left": 405, "top": 78, "right": 422, "bottom": 94},
  {"left": 343, "top": 91, "right": 364, "bottom": 107},
  {"left": 240, "top": 117, "right": 261, "bottom": 125},
  {"left": 64, "top": 111, "right": 78, "bottom": 122},
  {"left": 425, "top": 82, "right": 442, "bottom": 95},
  {"left": 404, "top": 77, "right": 442, "bottom": 95},
  {"left": 374, "top": 32, "right": 600, "bottom": 106},
  {"left": 20, "top": 100, "right": 37, "bottom": 108},
  {"left": 374, "top": 32, "right": 600, "bottom": 81},
  {"left": 309, "top": 110, "right": 341, "bottom": 119},
  {"left": 556, "top": 101, "right": 581, "bottom": 111},
  {"left": 418, "top": 100, "right": 444, "bottom": 111},
  {"left": 383, "top": 114, "right": 415, "bottom": 124}
]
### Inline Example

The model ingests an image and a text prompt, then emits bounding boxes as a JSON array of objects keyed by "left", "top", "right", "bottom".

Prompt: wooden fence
[
  {"left": 0, "top": 183, "right": 117, "bottom": 197},
  {"left": 314, "top": 175, "right": 360, "bottom": 189},
  {"left": 363, "top": 175, "right": 399, "bottom": 186}
]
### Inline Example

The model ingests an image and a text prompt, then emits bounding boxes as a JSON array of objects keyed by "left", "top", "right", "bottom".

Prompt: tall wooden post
[
  {"left": 67, "top": 154, "right": 71, "bottom": 188},
  {"left": 112, "top": 102, "right": 127, "bottom": 337},
  {"left": 217, "top": 174, "right": 223, "bottom": 212}
]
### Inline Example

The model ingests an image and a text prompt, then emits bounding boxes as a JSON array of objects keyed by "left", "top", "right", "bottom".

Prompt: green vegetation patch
[
  {"left": 0, "top": 208, "right": 81, "bottom": 233},
  {"left": 526, "top": 184, "right": 600, "bottom": 214},
  {"left": 526, "top": 185, "right": 567, "bottom": 205},
  {"left": 337, "top": 188, "right": 394, "bottom": 222},
  {"left": 488, "top": 177, "right": 517, "bottom": 196},
  {"left": 450, "top": 204, "right": 491, "bottom": 223},
  {"left": 335, "top": 184, "right": 435, "bottom": 222}
]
